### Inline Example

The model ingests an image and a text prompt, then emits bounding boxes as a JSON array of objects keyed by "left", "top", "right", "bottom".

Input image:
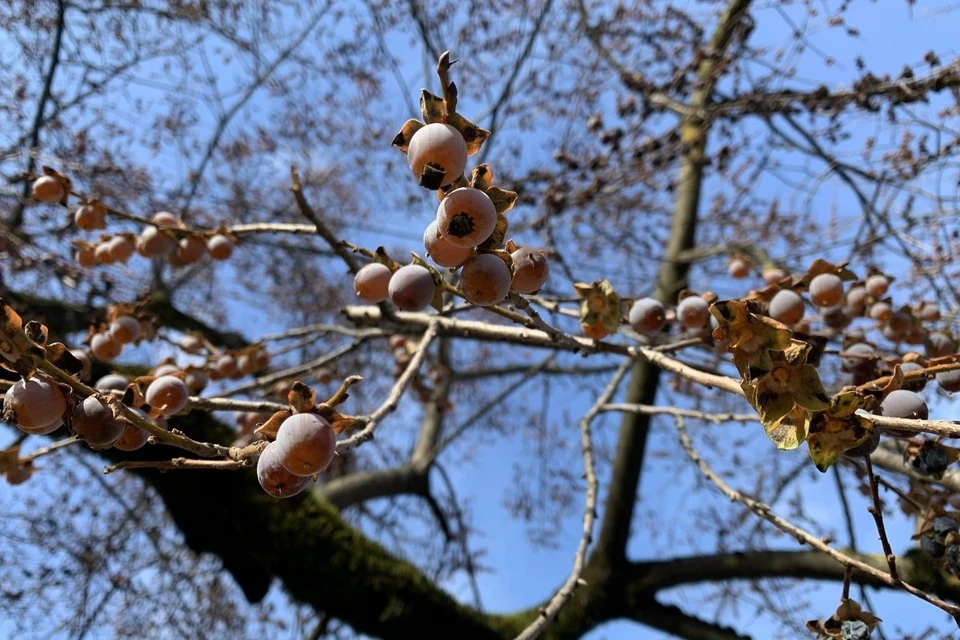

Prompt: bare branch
[
  {"left": 338, "top": 322, "right": 439, "bottom": 452},
  {"left": 673, "top": 414, "right": 960, "bottom": 623},
  {"left": 513, "top": 359, "right": 630, "bottom": 640}
]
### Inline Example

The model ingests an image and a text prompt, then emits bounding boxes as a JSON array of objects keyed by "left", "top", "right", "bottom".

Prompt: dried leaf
[
  {"left": 372, "top": 246, "right": 400, "bottom": 270},
  {"left": 436, "top": 175, "right": 470, "bottom": 202},
  {"left": 807, "top": 405, "right": 875, "bottom": 472},
  {"left": 0, "top": 445, "right": 20, "bottom": 475},
  {"left": 23, "top": 321, "right": 48, "bottom": 347},
  {"left": 47, "top": 342, "right": 84, "bottom": 377},
  {"left": 391, "top": 119, "right": 424, "bottom": 154},
  {"left": 319, "top": 409, "right": 358, "bottom": 435},
  {"left": 764, "top": 404, "right": 811, "bottom": 450},
  {"left": 577, "top": 280, "right": 621, "bottom": 338},
  {"left": 0, "top": 298, "right": 46, "bottom": 378},
  {"left": 801, "top": 258, "right": 859, "bottom": 284},
  {"left": 420, "top": 90, "right": 446, "bottom": 124},
  {"left": 255, "top": 410, "right": 292, "bottom": 440},
  {"left": 470, "top": 164, "right": 494, "bottom": 191},
  {"left": 710, "top": 300, "right": 793, "bottom": 377},
  {"left": 288, "top": 382, "right": 317, "bottom": 414},
  {"left": 485, "top": 186, "right": 518, "bottom": 216},
  {"left": 476, "top": 212, "right": 508, "bottom": 251},
  {"left": 446, "top": 111, "right": 491, "bottom": 156}
]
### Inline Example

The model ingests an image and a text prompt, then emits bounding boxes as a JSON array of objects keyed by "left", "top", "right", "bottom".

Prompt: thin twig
[
  {"left": 219, "top": 340, "right": 367, "bottom": 397},
  {"left": 600, "top": 403, "right": 757, "bottom": 423},
  {"left": 19, "top": 435, "right": 82, "bottom": 464},
  {"left": 673, "top": 414, "right": 960, "bottom": 624},
  {"left": 337, "top": 323, "right": 439, "bottom": 452},
  {"left": 290, "top": 166, "right": 361, "bottom": 274},
  {"left": 513, "top": 359, "right": 631, "bottom": 640},
  {"left": 864, "top": 455, "right": 900, "bottom": 583},
  {"left": 104, "top": 458, "right": 253, "bottom": 474},
  {"left": 431, "top": 354, "right": 558, "bottom": 459}
]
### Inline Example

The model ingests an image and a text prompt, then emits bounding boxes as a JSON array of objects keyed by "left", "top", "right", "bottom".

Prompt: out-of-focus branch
[
  {"left": 290, "top": 166, "right": 361, "bottom": 275},
  {"left": 712, "top": 61, "right": 960, "bottom": 117},
  {"left": 623, "top": 600, "right": 752, "bottom": 640},
  {"left": 673, "top": 414, "right": 960, "bottom": 623},
  {"left": 338, "top": 323, "right": 438, "bottom": 452},
  {"left": 9, "top": 0, "right": 66, "bottom": 229},
  {"left": 514, "top": 360, "right": 630, "bottom": 640}
]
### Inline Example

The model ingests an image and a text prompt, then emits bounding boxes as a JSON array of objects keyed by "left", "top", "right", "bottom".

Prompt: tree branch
[
  {"left": 9, "top": 0, "right": 65, "bottom": 228},
  {"left": 712, "top": 61, "right": 960, "bottom": 118},
  {"left": 593, "top": 0, "right": 754, "bottom": 563}
]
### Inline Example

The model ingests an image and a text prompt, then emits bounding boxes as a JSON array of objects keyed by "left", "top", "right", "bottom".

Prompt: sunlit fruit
[
  {"left": 179, "top": 335, "right": 204, "bottom": 354},
  {"left": 407, "top": 122, "right": 468, "bottom": 189},
  {"left": 926, "top": 331, "right": 955, "bottom": 358},
  {"left": 107, "top": 235, "right": 136, "bottom": 263},
  {"left": 458, "top": 254, "right": 511, "bottom": 306},
  {"left": 869, "top": 302, "right": 891, "bottom": 323},
  {"left": 207, "top": 234, "right": 234, "bottom": 260},
  {"left": 177, "top": 235, "right": 207, "bottom": 263},
  {"left": 879, "top": 389, "right": 928, "bottom": 438},
  {"left": 257, "top": 442, "right": 314, "bottom": 498},
  {"left": 184, "top": 368, "right": 209, "bottom": 393},
  {"left": 137, "top": 226, "right": 176, "bottom": 258},
  {"left": 74, "top": 204, "right": 106, "bottom": 230},
  {"left": 113, "top": 424, "right": 150, "bottom": 451},
  {"left": 845, "top": 286, "right": 868, "bottom": 315},
  {"left": 423, "top": 220, "right": 471, "bottom": 268},
  {"left": 145, "top": 375, "right": 189, "bottom": 416},
  {"left": 937, "top": 369, "right": 960, "bottom": 393},
  {"left": 354, "top": 263, "right": 393, "bottom": 303},
  {"left": 273, "top": 413, "right": 337, "bottom": 477},
  {"left": 388, "top": 265, "right": 436, "bottom": 311},
  {"left": 628, "top": 298, "right": 666, "bottom": 335},
  {"left": 90, "top": 332, "right": 123, "bottom": 361},
  {"left": 109, "top": 315, "right": 141, "bottom": 344},
  {"left": 71, "top": 396, "right": 124, "bottom": 447},
  {"left": 510, "top": 248, "right": 550, "bottom": 294},
  {"left": 216, "top": 354, "right": 238, "bottom": 378},
  {"left": 436, "top": 187, "right": 497, "bottom": 249},
  {"left": 32, "top": 176, "right": 64, "bottom": 203},
  {"left": 76, "top": 245, "right": 96, "bottom": 267},
  {"left": 94, "top": 243, "right": 114, "bottom": 264},
  {"left": 152, "top": 211, "right": 180, "bottom": 227},
  {"left": 94, "top": 374, "right": 129, "bottom": 392},
  {"left": 728, "top": 258, "right": 749, "bottom": 279},
  {"left": 808, "top": 273, "right": 843, "bottom": 307},
  {"left": 768, "top": 290, "right": 805, "bottom": 325},
  {"left": 865, "top": 274, "right": 889, "bottom": 298},
  {"left": 153, "top": 364, "right": 180, "bottom": 378},
  {"left": 841, "top": 342, "right": 878, "bottom": 375},
  {"left": 761, "top": 267, "right": 786, "bottom": 285},
  {"left": 676, "top": 297, "right": 710, "bottom": 329},
  {"left": 2, "top": 377, "right": 66, "bottom": 433}
]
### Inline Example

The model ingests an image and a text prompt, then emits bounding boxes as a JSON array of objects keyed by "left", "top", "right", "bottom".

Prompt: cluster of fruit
[
  {"left": 32, "top": 174, "right": 236, "bottom": 269},
  {"left": 78, "top": 301, "right": 270, "bottom": 390},
  {"left": 626, "top": 294, "right": 711, "bottom": 336},
  {"left": 257, "top": 412, "right": 336, "bottom": 498},
  {"left": 918, "top": 515, "right": 960, "bottom": 575},
  {"left": 702, "top": 259, "right": 960, "bottom": 473},
  {"left": 352, "top": 55, "right": 549, "bottom": 311},
  {"left": 3, "top": 368, "right": 187, "bottom": 452}
]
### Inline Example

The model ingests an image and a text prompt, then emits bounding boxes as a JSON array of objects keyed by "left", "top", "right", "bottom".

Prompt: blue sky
[{"left": 4, "top": 1, "right": 960, "bottom": 639}]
